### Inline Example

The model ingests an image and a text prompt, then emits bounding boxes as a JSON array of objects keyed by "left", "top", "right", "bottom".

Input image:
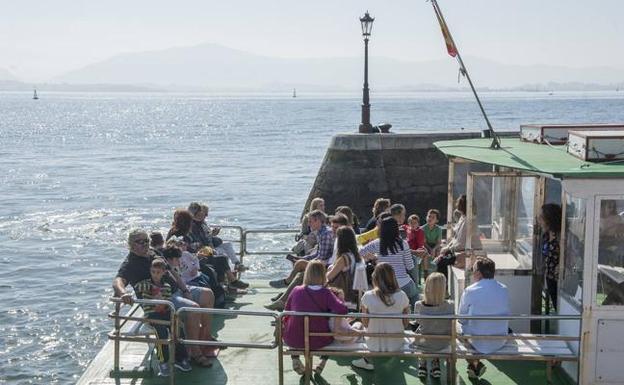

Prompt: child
[
  {"left": 404, "top": 214, "right": 426, "bottom": 251},
  {"left": 134, "top": 259, "right": 192, "bottom": 376},
  {"left": 421, "top": 209, "right": 443, "bottom": 261},
  {"left": 413, "top": 273, "right": 454, "bottom": 379}
]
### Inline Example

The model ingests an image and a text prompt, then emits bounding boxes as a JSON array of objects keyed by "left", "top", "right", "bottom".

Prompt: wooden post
[
  {"left": 304, "top": 316, "right": 311, "bottom": 385},
  {"left": 113, "top": 302, "right": 121, "bottom": 374}
]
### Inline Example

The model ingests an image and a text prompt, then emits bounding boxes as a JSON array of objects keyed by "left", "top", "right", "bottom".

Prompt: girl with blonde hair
[
  {"left": 413, "top": 272, "right": 454, "bottom": 378},
  {"left": 351, "top": 263, "right": 410, "bottom": 371}
]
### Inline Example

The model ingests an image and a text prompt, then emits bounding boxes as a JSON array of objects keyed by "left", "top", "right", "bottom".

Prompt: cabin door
[{"left": 584, "top": 195, "right": 624, "bottom": 384}]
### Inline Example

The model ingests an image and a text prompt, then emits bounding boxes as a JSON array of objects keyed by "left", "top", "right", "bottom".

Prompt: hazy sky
[{"left": 2, "top": 0, "right": 624, "bottom": 81}]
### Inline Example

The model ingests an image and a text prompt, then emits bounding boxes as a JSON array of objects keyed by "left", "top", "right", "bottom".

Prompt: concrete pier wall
[{"left": 304, "top": 132, "right": 484, "bottom": 225}]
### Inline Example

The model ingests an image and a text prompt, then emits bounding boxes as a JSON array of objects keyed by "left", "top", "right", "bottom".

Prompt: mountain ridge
[{"left": 52, "top": 42, "right": 624, "bottom": 90}]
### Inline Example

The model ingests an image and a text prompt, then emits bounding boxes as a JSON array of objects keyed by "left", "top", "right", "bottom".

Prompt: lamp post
[{"left": 358, "top": 11, "right": 374, "bottom": 133}]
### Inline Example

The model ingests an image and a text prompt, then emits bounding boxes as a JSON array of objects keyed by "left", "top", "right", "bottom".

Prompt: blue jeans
[{"left": 401, "top": 279, "right": 420, "bottom": 307}]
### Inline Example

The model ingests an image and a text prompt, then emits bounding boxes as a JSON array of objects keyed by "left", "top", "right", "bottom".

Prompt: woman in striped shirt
[{"left": 359, "top": 217, "right": 420, "bottom": 306}]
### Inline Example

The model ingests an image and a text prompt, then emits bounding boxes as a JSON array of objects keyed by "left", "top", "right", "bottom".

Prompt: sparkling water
[{"left": 1, "top": 90, "right": 623, "bottom": 384}]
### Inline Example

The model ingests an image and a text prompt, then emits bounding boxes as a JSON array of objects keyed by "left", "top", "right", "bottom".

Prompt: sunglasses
[{"left": 134, "top": 239, "right": 150, "bottom": 245}]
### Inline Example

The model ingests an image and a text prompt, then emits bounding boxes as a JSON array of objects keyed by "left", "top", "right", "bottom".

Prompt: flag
[{"left": 432, "top": 0, "right": 458, "bottom": 57}]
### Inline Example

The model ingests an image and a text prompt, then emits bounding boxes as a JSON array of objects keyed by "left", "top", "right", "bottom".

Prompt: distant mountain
[{"left": 52, "top": 43, "right": 624, "bottom": 90}]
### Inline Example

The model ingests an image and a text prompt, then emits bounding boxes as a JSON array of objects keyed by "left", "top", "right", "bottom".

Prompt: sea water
[{"left": 1, "top": 90, "right": 623, "bottom": 383}]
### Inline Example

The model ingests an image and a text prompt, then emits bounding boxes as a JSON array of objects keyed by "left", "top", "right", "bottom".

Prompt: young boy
[
  {"left": 134, "top": 259, "right": 192, "bottom": 376},
  {"left": 421, "top": 209, "right": 443, "bottom": 258}
]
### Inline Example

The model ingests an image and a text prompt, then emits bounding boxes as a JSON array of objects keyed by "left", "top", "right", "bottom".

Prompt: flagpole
[{"left": 431, "top": 0, "right": 501, "bottom": 149}]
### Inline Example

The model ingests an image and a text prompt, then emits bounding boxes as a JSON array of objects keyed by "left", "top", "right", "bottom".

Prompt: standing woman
[
  {"left": 351, "top": 263, "right": 410, "bottom": 371},
  {"left": 359, "top": 217, "right": 419, "bottom": 306},
  {"left": 327, "top": 226, "right": 362, "bottom": 304},
  {"left": 539, "top": 203, "right": 562, "bottom": 310}
]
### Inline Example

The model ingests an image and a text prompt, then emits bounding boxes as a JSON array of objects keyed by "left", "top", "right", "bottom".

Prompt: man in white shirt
[{"left": 458, "top": 256, "right": 510, "bottom": 379}]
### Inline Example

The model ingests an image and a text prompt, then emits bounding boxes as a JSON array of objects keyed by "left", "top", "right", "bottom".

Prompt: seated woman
[
  {"left": 282, "top": 260, "right": 347, "bottom": 375},
  {"left": 351, "top": 263, "right": 410, "bottom": 371},
  {"left": 364, "top": 198, "right": 391, "bottom": 232},
  {"left": 434, "top": 195, "right": 482, "bottom": 281},
  {"left": 180, "top": 205, "right": 248, "bottom": 290},
  {"left": 413, "top": 272, "right": 454, "bottom": 379},
  {"left": 335, "top": 205, "right": 361, "bottom": 234},
  {"left": 327, "top": 226, "right": 362, "bottom": 305},
  {"left": 359, "top": 217, "right": 419, "bottom": 306},
  {"left": 149, "top": 231, "right": 165, "bottom": 256}
]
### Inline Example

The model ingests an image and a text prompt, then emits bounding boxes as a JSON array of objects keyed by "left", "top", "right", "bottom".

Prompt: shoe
[
  {"left": 174, "top": 359, "right": 192, "bottom": 372},
  {"left": 264, "top": 299, "right": 285, "bottom": 311},
  {"left": 269, "top": 278, "right": 288, "bottom": 288},
  {"left": 314, "top": 358, "right": 327, "bottom": 375},
  {"left": 292, "top": 357, "right": 305, "bottom": 375},
  {"left": 158, "top": 363, "right": 171, "bottom": 377},
  {"left": 430, "top": 365, "right": 441, "bottom": 379},
  {"left": 229, "top": 279, "right": 249, "bottom": 289},
  {"left": 467, "top": 362, "right": 486, "bottom": 379},
  {"left": 351, "top": 358, "right": 374, "bottom": 371},
  {"left": 286, "top": 254, "right": 299, "bottom": 263},
  {"left": 417, "top": 365, "right": 427, "bottom": 378},
  {"left": 270, "top": 292, "right": 283, "bottom": 302}
]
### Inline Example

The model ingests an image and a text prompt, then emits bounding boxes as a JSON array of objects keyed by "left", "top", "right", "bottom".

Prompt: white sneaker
[
  {"left": 158, "top": 363, "right": 171, "bottom": 377},
  {"left": 351, "top": 358, "right": 374, "bottom": 371}
]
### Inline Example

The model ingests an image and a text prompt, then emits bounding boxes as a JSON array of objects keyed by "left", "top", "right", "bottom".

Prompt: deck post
[
  {"left": 169, "top": 309, "right": 176, "bottom": 385},
  {"left": 450, "top": 318, "right": 457, "bottom": 385},
  {"left": 277, "top": 314, "right": 284, "bottom": 385},
  {"left": 113, "top": 302, "right": 120, "bottom": 374},
  {"left": 304, "top": 316, "right": 311, "bottom": 385}
]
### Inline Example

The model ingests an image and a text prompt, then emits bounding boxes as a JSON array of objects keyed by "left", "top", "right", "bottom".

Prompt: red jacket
[{"left": 403, "top": 224, "right": 425, "bottom": 250}]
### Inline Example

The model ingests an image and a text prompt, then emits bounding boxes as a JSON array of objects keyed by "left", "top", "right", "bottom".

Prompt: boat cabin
[{"left": 435, "top": 130, "right": 624, "bottom": 385}]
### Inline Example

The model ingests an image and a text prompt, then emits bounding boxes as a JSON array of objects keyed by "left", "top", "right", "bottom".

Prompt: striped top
[
  {"left": 134, "top": 278, "right": 173, "bottom": 314},
  {"left": 359, "top": 239, "right": 415, "bottom": 288}
]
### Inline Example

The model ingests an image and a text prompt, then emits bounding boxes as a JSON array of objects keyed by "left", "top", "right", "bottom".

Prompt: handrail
[
  {"left": 108, "top": 296, "right": 582, "bottom": 385},
  {"left": 176, "top": 307, "right": 279, "bottom": 350},
  {"left": 279, "top": 311, "right": 581, "bottom": 385},
  {"left": 109, "top": 297, "right": 176, "bottom": 385},
  {"left": 243, "top": 228, "right": 300, "bottom": 256}
]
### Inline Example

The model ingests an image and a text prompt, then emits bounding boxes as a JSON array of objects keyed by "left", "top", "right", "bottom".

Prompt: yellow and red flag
[{"left": 432, "top": 0, "right": 458, "bottom": 57}]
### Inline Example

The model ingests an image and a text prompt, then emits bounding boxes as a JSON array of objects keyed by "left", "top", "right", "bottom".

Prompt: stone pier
[{"left": 303, "top": 131, "right": 483, "bottom": 224}]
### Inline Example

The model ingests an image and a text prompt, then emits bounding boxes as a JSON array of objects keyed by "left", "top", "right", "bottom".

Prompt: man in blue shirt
[{"left": 458, "top": 256, "right": 510, "bottom": 379}]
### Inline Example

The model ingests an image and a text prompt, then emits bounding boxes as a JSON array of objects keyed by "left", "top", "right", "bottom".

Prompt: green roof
[{"left": 434, "top": 138, "right": 624, "bottom": 179}]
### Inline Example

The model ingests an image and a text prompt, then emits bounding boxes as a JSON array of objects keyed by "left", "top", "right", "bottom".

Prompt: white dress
[{"left": 361, "top": 290, "right": 409, "bottom": 352}]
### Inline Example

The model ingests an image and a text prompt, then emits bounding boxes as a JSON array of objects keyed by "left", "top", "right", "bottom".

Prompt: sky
[{"left": 2, "top": 0, "right": 624, "bottom": 82}]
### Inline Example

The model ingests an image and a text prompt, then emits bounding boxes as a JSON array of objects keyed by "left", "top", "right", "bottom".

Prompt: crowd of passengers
[{"left": 112, "top": 197, "right": 562, "bottom": 380}]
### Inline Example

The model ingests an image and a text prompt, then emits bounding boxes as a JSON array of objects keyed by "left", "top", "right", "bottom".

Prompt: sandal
[
  {"left": 314, "top": 358, "right": 327, "bottom": 375},
  {"left": 191, "top": 355, "right": 213, "bottom": 368},
  {"left": 292, "top": 357, "right": 305, "bottom": 375}
]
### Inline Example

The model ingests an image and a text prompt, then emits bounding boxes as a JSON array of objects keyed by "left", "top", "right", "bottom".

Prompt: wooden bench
[{"left": 456, "top": 334, "right": 578, "bottom": 383}]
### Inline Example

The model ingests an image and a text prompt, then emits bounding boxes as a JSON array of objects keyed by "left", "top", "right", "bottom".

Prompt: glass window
[
  {"left": 561, "top": 195, "right": 586, "bottom": 306},
  {"left": 514, "top": 177, "right": 536, "bottom": 263},
  {"left": 596, "top": 198, "right": 624, "bottom": 306}
]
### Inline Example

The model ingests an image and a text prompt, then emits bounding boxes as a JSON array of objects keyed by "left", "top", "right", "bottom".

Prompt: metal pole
[
  {"left": 359, "top": 38, "right": 372, "bottom": 133},
  {"left": 431, "top": 0, "right": 500, "bottom": 149}
]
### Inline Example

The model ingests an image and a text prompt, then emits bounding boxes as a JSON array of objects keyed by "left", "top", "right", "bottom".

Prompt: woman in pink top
[{"left": 283, "top": 260, "right": 347, "bottom": 375}]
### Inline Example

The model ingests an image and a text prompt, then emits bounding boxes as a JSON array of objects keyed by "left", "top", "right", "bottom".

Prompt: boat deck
[{"left": 79, "top": 281, "right": 573, "bottom": 385}]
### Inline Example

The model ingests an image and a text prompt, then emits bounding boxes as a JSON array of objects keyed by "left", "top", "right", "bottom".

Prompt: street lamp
[{"left": 358, "top": 11, "right": 374, "bottom": 133}]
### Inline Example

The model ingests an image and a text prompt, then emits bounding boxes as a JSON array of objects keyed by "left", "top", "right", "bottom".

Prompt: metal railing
[
  {"left": 108, "top": 296, "right": 581, "bottom": 385},
  {"left": 109, "top": 298, "right": 177, "bottom": 385},
  {"left": 207, "top": 225, "right": 299, "bottom": 264},
  {"left": 278, "top": 311, "right": 581, "bottom": 385}
]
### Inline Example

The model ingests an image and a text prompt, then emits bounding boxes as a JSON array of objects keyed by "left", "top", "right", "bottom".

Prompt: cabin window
[
  {"left": 596, "top": 198, "right": 624, "bottom": 306},
  {"left": 561, "top": 194, "right": 586, "bottom": 307}
]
